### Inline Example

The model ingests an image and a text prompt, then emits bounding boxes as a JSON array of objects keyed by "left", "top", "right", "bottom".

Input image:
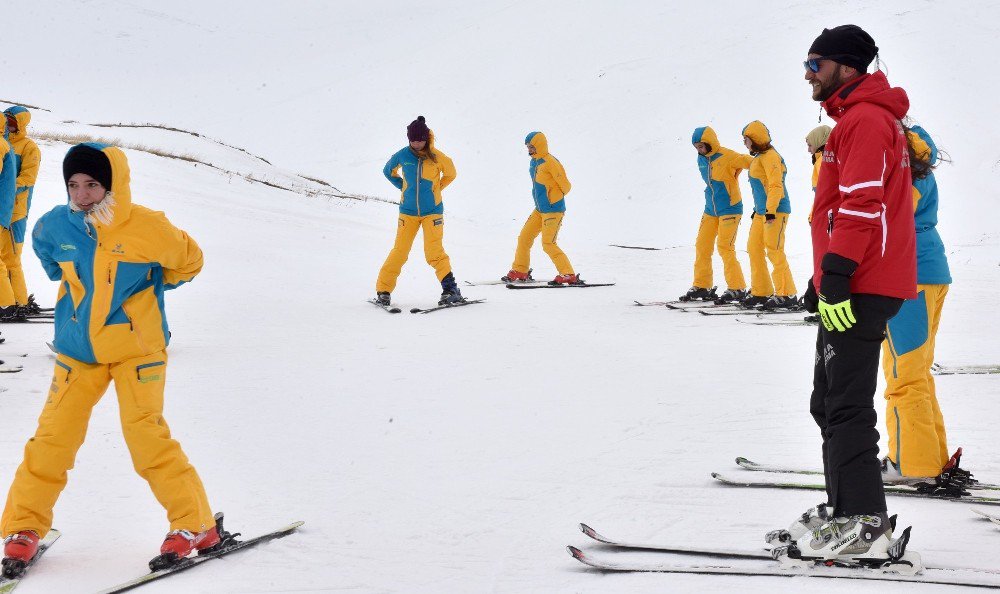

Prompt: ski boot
[
  {"left": 375, "top": 292, "right": 391, "bottom": 307},
  {"left": 678, "top": 286, "right": 717, "bottom": 302},
  {"left": 784, "top": 513, "right": 922, "bottom": 574},
  {"left": 880, "top": 457, "right": 935, "bottom": 486},
  {"left": 911, "top": 447, "right": 977, "bottom": 496},
  {"left": 761, "top": 294, "right": 798, "bottom": 310},
  {"left": 765, "top": 501, "right": 831, "bottom": 546},
  {"left": 502, "top": 268, "right": 532, "bottom": 283},
  {"left": 2, "top": 530, "right": 40, "bottom": 578},
  {"left": 150, "top": 526, "right": 221, "bottom": 570},
  {"left": 739, "top": 294, "right": 770, "bottom": 309},
  {"left": 714, "top": 288, "right": 747, "bottom": 305},
  {"left": 23, "top": 295, "right": 43, "bottom": 315},
  {"left": 438, "top": 272, "right": 465, "bottom": 306},
  {"left": 551, "top": 273, "right": 583, "bottom": 285},
  {"left": 0, "top": 305, "right": 26, "bottom": 323}
]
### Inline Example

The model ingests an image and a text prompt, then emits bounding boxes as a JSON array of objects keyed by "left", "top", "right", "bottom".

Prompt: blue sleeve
[
  {"left": 383, "top": 152, "right": 403, "bottom": 190},
  {"left": 31, "top": 216, "right": 62, "bottom": 281}
]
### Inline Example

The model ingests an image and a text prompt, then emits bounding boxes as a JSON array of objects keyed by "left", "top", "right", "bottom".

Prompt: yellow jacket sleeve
[
  {"left": 436, "top": 150, "right": 457, "bottom": 190},
  {"left": 153, "top": 212, "right": 204, "bottom": 289},
  {"left": 16, "top": 140, "right": 40, "bottom": 190},
  {"left": 761, "top": 151, "right": 786, "bottom": 213},
  {"left": 732, "top": 153, "right": 753, "bottom": 171}
]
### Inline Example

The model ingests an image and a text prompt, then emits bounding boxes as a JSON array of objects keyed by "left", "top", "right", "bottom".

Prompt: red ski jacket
[{"left": 810, "top": 71, "right": 917, "bottom": 300}]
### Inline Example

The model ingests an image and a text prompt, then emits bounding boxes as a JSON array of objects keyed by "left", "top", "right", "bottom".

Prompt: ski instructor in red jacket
[{"left": 773, "top": 25, "right": 918, "bottom": 563}]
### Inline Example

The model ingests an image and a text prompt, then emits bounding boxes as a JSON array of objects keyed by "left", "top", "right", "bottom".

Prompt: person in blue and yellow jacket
[
  {"left": 880, "top": 125, "right": 954, "bottom": 482},
  {"left": 376, "top": 116, "right": 462, "bottom": 306},
  {"left": 502, "top": 131, "right": 579, "bottom": 285},
  {"left": 682, "top": 126, "right": 753, "bottom": 303},
  {"left": 742, "top": 120, "right": 797, "bottom": 309},
  {"left": 0, "top": 132, "right": 17, "bottom": 320},
  {"left": 1, "top": 144, "right": 222, "bottom": 568},
  {"left": 2, "top": 106, "right": 42, "bottom": 313},
  {"left": 805, "top": 124, "right": 832, "bottom": 224}
]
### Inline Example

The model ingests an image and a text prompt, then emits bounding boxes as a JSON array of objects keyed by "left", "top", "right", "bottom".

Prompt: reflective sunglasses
[{"left": 803, "top": 55, "right": 847, "bottom": 73}]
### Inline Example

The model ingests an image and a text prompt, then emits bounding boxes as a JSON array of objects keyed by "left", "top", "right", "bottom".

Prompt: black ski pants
[{"left": 810, "top": 293, "right": 903, "bottom": 516}]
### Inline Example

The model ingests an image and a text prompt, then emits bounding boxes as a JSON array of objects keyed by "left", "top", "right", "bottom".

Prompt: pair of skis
[
  {"left": 567, "top": 522, "right": 1000, "bottom": 587},
  {"left": 0, "top": 514, "right": 302, "bottom": 594},
  {"left": 464, "top": 279, "right": 616, "bottom": 289},
  {"left": 368, "top": 298, "right": 486, "bottom": 314}
]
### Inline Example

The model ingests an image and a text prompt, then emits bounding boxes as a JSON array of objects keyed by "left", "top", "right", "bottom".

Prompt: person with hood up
[
  {"left": 681, "top": 126, "right": 752, "bottom": 303},
  {"left": 772, "top": 24, "right": 919, "bottom": 567},
  {"left": 0, "top": 130, "right": 17, "bottom": 322},
  {"left": 806, "top": 124, "right": 832, "bottom": 224},
  {"left": 502, "top": 131, "right": 580, "bottom": 285},
  {"left": 2, "top": 106, "right": 42, "bottom": 315},
  {"left": 742, "top": 120, "right": 797, "bottom": 309},
  {"left": 880, "top": 125, "right": 955, "bottom": 484},
  {"left": 376, "top": 116, "right": 462, "bottom": 306},
  {"left": 1, "top": 144, "right": 221, "bottom": 575}
]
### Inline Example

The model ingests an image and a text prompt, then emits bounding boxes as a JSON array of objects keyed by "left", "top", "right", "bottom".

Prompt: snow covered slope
[{"left": 2, "top": 2, "right": 999, "bottom": 592}]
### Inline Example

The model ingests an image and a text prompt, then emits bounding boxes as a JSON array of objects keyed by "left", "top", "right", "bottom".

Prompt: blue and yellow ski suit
[
  {"left": 1, "top": 143, "right": 216, "bottom": 540},
  {"left": 743, "top": 121, "right": 795, "bottom": 297},
  {"left": 1, "top": 106, "right": 41, "bottom": 305},
  {"left": 690, "top": 126, "right": 751, "bottom": 290},
  {"left": 882, "top": 126, "right": 953, "bottom": 477},
  {"left": 377, "top": 132, "right": 457, "bottom": 293}
]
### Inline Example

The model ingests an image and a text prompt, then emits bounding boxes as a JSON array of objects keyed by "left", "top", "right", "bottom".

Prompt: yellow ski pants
[
  {"left": 511, "top": 210, "right": 574, "bottom": 275},
  {"left": 0, "top": 226, "right": 25, "bottom": 307},
  {"left": 882, "top": 284, "right": 950, "bottom": 477},
  {"left": 693, "top": 213, "right": 745, "bottom": 290},
  {"left": 1, "top": 351, "right": 216, "bottom": 538},
  {"left": 376, "top": 214, "right": 452, "bottom": 293},
  {"left": 747, "top": 213, "right": 796, "bottom": 297}
]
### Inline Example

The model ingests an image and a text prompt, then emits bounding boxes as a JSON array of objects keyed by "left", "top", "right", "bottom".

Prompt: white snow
[{"left": 1, "top": 2, "right": 999, "bottom": 592}]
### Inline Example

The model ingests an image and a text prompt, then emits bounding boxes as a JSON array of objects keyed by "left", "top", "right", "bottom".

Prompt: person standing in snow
[
  {"left": 805, "top": 124, "right": 832, "bottom": 224},
  {"left": 880, "top": 125, "right": 955, "bottom": 483},
  {"left": 1, "top": 143, "right": 222, "bottom": 574},
  {"left": 2, "top": 106, "right": 42, "bottom": 315},
  {"left": 502, "top": 131, "right": 581, "bottom": 285},
  {"left": 375, "top": 116, "right": 463, "bottom": 306},
  {"left": 679, "top": 126, "right": 752, "bottom": 304},
  {"left": 777, "top": 24, "right": 918, "bottom": 563},
  {"left": 0, "top": 132, "right": 17, "bottom": 322},
  {"left": 742, "top": 120, "right": 797, "bottom": 310}
]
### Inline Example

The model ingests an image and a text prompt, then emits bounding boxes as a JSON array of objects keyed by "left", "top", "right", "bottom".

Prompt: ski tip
[
  {"left": 566, "top": 545, "right": 586, "bottom": 560},
  {"left": 735, "top": 457, "right": 754, "bottom": 467},
  {"left": 579, "top": 523, "right": 598, "bottom": 539}
]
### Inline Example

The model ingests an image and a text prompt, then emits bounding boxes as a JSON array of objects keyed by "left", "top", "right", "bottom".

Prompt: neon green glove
[{"left": 818, "top": 298, "right": 856, "bottom": 332}]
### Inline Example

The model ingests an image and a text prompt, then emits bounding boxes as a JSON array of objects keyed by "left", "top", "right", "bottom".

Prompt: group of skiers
[{"left": 0, "top": 21, "right": 966, "bottom": 581}]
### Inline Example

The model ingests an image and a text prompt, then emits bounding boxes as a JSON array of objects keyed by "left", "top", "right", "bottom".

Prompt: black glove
[
  {"left": 765, "top": 213, "right": 776, "bottom": 222},
  {"left": 750, "top": 211, "right": 755, "bottom": 219},
  {"left": 803, "top": 277, "right": 819, "bottom": 313},
  {"left": 818, "top": 253, "right": 858, "bottom": 304}
]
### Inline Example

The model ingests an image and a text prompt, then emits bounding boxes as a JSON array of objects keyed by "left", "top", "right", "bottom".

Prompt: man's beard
[{"left": 813, "top": 70, "right": 848, "bottom": 102}]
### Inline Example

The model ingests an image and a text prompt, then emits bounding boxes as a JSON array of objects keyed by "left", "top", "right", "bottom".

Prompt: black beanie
[
  {"left": 406, "top": 116, "right": 430, "bottom": 142},
  {"left": 63, "top": 145, "right": 113, "bottom": 190},
  {"left": 809, "top": 24, "right": 879, "bottom": 72}
]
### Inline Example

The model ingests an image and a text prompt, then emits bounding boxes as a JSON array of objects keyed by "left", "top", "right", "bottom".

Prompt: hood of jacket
[
  {"left": 741, "top": 120, "right": 772, "bottom": 147},
  {"left": 525, "top": 131, "right": 549, "bottom": 158},
  {"left": 65, "top": 143, "right": 133, "bottom": 229},
  {"left": 822, "top": 71, "right": 909, "bottom": 122},
  {"left": 4, "top": 106, "right": 30, "bottom": 143},
  {"left": 692, "top": 126, "right": 721, "bottom": 156}
]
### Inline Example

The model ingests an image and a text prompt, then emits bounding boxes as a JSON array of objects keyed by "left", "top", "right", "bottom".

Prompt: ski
[
  {"left": 734, "top": 456, "right": 1000, "bottom": 490},
  {"left": 633, "top": 300, "right": 672, "bottom": 307},
  {"left": 931, "top": 363, "right": 1000, "bottom": 376},
  {"left": 367, "top": 298, "right": 401, "bottom": 314},
  {"left": 664, "top": 301, "right": 738, "bottom": 310},
  {"left": 0, "top": 529, "right": 61, "bottom": 592},
  {"left": 972, "top": 508, "right": 1000, "bottom": 526},
  {"left": 97, "top": 516, "right": 303, "bottom": 594},
  {"left": 736, "top": 317, "right": 817, "bottom": 326},
  {"left": 409, "top": 298, "right": 485, "bottom": 314},
  {"left": 579, "top": 523, "right": 768, "bottom": 559},
  {"left": 566, "top": 546, "right": 1000, "bottom": 588},
  {"left": 711, "top": 473, "right": 1000, "bottom": 504},
  {"left": 0, "top": 362, "right": 23, "bottom": 373},
  {"left": 699, "top": 307, "right": 802, "bottom": 316},
  {"left": 608, "top": 244, "right": 663, "bottom": 250},
  {"left": 505, "top": 282, "right": 615, "bottom": 290},
  {"left": 464, "top": 279, "right": 549, "bottom": 287}
]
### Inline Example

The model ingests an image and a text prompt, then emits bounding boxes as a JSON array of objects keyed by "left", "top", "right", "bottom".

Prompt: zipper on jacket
[
  {"left": 415, "top": 158, "right": 422, "bottom": 217},
  {"left": 827, "top": 208, "right": 834, "bottom": 236}
]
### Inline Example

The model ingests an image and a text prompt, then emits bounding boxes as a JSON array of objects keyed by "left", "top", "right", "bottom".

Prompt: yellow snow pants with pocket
[
  {"left": 511, "top": 210, "right": 574, "bottom": 275},
  {"left": 747, "top": 213, "right": 796, "bottom": 297},
  {"left": 376, "top": 214, "right": 452, "bottom": 293},
  {"left": 1, "top": 351, "right": 216, "bottom": 538},
  {"left": 0, "top": 225, "right": 27, "bottom": 305},
  {"left": 882, "top": 284, "right": 950, "bottom": 477},
  {"left": 693, "top": 213, "right": 745, "bottom": 290}
]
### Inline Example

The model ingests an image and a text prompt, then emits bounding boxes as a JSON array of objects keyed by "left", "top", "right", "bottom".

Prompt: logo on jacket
[
  {"left": 60, "top": 244, "right": 77, "bottom": 251},
  {"left": 112, "top": 243, "right": 125, "bottom": 255}
]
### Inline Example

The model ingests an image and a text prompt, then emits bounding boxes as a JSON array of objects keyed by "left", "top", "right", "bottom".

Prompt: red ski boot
[
  {"left": 551, "top": 273, "right": 582, "bottom": 285},
  {"left": 158, "top": 526, "right": 221, "bottom": 559},
  {"left": 3, "top": 531, "right": 39, "bottom": 563},
  {"left": 502, "top": 269, "right": 533, "bottom": 282}
]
